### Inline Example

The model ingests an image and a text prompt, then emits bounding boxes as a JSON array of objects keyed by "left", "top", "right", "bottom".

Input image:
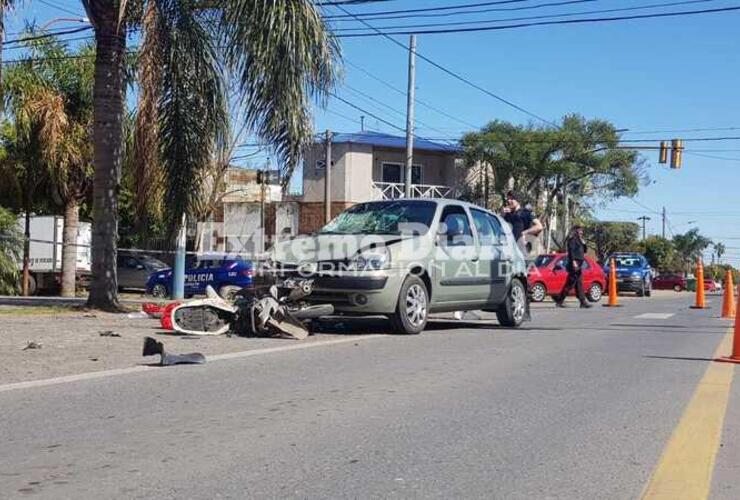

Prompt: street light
[{"left": 41, "top": 17, "right": 89, "bottom": 30}]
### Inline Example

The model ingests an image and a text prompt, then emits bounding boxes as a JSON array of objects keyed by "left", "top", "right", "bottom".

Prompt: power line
[
  {"left": 625, "top": 126, "right": 740, "bottom": 135},
  {"left": 3, "top": 26, "right": 93, "bottom": 46},
  {"left": 345, "top": 59, "right": 479, "bottom": 129},
  {"left": 329, "top": 92, "right": 407, "bottom": 133},
  {"left": 334, "top": 5, "right": 740, "bottom": 37},
  {"left": 334, "top": 3, "right": 556, "bottom": 126},
  {"left": 333, "top": 0, "right": 716, "bottom": 31},
  {"left": 318, "top": 0, "right": 397, "bottom": 5},
  {"left": 35, "top": 0, "right": 86, "bottom": 17},
  {"left": 682, "top": 152, "right": 740, "bottom": 162},
  {"left": 325, "top": 0, "right": 545, "bottom": 19}
]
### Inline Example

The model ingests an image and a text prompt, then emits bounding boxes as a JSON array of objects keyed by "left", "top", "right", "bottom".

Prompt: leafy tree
[
  {"left": 3, "top": 36, "right": 95, "bottom": 297},
  {"left": 0, "top": 0, "right": 19, "bottom": 99},
  {"left": 637, "top": 236, "right": 678, "bottom": 271},
  {"left": 0, "top": 204, "right": 21, "bottom": 294},
  {"left": 583, "top": 221, "right": 639, "bottom": 264},
  {"left": 79, "top": 0, "right": 340, "bottom": 310},
  {"left": 672, "top": 228, "right": 712, "bottom": 271},
  {"left": 461, "top": 114, "right": 647, "bottom": 247}
]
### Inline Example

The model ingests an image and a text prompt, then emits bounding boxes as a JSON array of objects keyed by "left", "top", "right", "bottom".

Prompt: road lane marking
[
  {"left": 0, "top": 335, "right": 385, "bottom": 394},
  {"left": 635, "top": 313, "right": 676, "bottom": 320},
  {"left": 642, "top": 329, "right": 734, "bottom": 500}
]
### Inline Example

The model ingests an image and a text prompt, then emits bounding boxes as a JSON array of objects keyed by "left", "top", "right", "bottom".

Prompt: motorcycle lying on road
[{"left": 169, "top": 278, "right": 333, "bottom": 339}]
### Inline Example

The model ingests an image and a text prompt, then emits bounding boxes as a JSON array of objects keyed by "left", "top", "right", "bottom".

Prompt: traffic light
[
  {"left": 256, "top": 170, "right": 269, "bottom": 184},
  {"left": 670, "top": 139, "right": 683, "bottom": 169},
  {"left": 658, "top": 141, "right": 668, "bottom": 164}
]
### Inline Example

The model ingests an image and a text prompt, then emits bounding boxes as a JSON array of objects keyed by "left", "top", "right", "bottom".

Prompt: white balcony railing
[{"left": 371, "top": 181, "right": 455, "bottom": 200}]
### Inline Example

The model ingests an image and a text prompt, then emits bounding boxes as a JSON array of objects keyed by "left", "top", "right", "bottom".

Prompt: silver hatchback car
[{"left": 268, "top": 199, "right": 529, "bottom": 334}]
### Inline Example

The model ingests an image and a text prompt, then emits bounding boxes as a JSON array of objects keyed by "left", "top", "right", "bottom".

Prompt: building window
[
  {"left": 381, "top": 162, "right": 423, "bottom": 184},
  {"left": 382, "top": 162, "right": 403, "bottom": 183}
]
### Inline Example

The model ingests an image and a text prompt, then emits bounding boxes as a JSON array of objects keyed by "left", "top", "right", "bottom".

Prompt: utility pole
[
  {"left": 662, "top": 206, "right": 666, "bottom": 239},
  {"left": 360, "top": 115, "right": 365, "bottom": 131},
  {"left": 324, "top": 130, "right": 332, "bottom": 224},
  {"left": 638, "top": 215, "right": 651, "bottom": 240},
  {"left": 404, "top": 34, "right": 416, "bottom": 198},
  {"left": 172, "top": 213, "right": 186, "bottom": 300},
  {"left": 260, "top": 167, "right": 267, "bottom": 254}
]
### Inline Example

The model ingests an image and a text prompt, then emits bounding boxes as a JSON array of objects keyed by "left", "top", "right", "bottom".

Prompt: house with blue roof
[{"left": 299, "top": 131, "right": 463, "bottom": 233}]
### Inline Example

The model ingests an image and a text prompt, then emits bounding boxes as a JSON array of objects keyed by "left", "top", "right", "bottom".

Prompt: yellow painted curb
[{"left": 642, "top": 330, "right": 735, "bottom": 499}]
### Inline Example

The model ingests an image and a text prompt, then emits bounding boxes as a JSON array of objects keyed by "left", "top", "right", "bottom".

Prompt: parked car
[
  {"left": 267, "top": 199, "right": 529, "bottom": 334},
  {"left": 528, "top": 253, "right": 606, "bottom": 303},
  {"left": 705, "top": 279, "right": 721, "bottom": 293},
  {"left": 604, "top": 252, "right": 652, "bottom": 297},
  {"left": 652, "top": 273, "right": 688, "bottom": 292},
  {"left": 146, "top": 257, "right": 254, "bottom": 300},
  {"left": 117, "top": 251, "right": 168, "bottom": 291}
]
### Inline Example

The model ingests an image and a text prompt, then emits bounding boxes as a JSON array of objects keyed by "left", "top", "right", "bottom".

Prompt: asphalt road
[{"left": 0, "top": 294, "right": 736, "bottom": 499}]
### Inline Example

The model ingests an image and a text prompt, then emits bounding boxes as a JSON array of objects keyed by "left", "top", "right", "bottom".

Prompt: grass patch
[{"left": 0, "top": 305, "right": 78, "bottom": 316}]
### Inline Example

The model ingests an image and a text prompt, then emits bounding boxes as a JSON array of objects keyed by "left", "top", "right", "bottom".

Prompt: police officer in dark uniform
[{"left": 555, "top": 225, "right": 591, "bottom": 308}]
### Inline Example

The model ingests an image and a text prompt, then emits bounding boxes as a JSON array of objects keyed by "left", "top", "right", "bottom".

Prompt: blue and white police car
[{"left": 146, "top": 256, "right": 254, "bottom": 300}]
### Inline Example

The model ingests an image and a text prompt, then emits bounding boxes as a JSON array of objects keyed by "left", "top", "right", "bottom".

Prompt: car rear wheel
[
  {"left": 496, "top": 279, "right": 526, "bottom": 328},
  {"left": 673, "top": 284, "right": 683, "bottom": 292},
  {"left": 530, "top": 282, "right": 547, "bottom": 302},
  {"left": 389, "top": 275, "right": 428, "bottom": 335},
  {"left": 151, "top": 283, "right": 169, "bottom": 299},
  {"left": 586, "top": 282, "right": 603, "bottom": 302}
]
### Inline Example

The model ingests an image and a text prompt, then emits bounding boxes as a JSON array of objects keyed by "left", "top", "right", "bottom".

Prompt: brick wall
[{"left": 299, "top": 201, "right": 355, "bottom": 235}]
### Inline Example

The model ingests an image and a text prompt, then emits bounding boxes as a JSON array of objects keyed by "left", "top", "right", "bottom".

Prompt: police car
[{"left": 146, "top": 257, "right": 254, "bottom": 300}]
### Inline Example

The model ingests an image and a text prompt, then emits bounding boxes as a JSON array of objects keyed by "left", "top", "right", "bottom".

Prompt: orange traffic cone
[
  {"left": 715, "top": 285, "right": 740, "bottom": 363},
  {"left": 721, "top": 270, "right": 736, "bottom": 319},
  {"left": 690, "top": 258, "right": 707, "bottom": 309},
  {"left": 603, "top": 257, "right": 621, "bottom": 307}
]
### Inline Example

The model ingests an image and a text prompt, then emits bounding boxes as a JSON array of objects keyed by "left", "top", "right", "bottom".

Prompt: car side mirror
[{"left": 553, "top": 264, "right": 565, "bottom": 272}]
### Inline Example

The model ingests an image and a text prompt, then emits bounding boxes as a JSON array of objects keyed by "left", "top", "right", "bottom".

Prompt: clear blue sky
[{"left": 10, "top": 0, "right": 740, "bottom": 261}]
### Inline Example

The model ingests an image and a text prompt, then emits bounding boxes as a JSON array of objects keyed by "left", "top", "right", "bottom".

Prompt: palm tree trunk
[
  {"left": 60, "top": 199, "right": 79, "bottom": 297},
  {"left": 86, "top": 5, "right": 126, "bottom": 311}
]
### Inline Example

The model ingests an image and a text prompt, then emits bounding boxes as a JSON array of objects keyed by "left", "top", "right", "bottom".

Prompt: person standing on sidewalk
[{"left": 555, "top": 225, "right": 591, "bottom": 308}]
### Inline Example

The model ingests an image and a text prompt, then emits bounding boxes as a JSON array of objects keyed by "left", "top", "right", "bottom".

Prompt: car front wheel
[
  {"left": 587, "top": 282, "right": 603, "bottom": 302},
  {"left": 497, "top": 279, "right": 527, "bottom": 328},
  {"left": 389, "top": 275, "right": 428, "bottom": 335},
  {"left": 530, "top": 282, "right": 547, "bottom": 302},
  {"left": 673, "top": 284, "right": 683, "bottom": 292}
]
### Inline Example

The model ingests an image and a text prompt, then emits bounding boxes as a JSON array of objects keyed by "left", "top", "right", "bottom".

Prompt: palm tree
[
  {"left": 714, "top": 242, "right": 726, "bottom": 264},
  {"left": 80, "top": 0, "right": 339, "bottom": 310},
  {"left": 4, "top": 38, "right": 95, "bottom": 297},
  {"left": 0, "top": 204, "right": 22, "bottom": 294},
  {"left": 0, "top": 0, "right": 19, "bottom": 101}
]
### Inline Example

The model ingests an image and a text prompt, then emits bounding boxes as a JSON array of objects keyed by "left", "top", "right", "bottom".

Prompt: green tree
[
  {"left": 672, "top": 228, "right": 713, "bottom": 272},
  {"left": 3, "top": 37, "right": 95, "bottom": 297},
  {"left": 637, "top": 236, "right": 678, "bottom": 271},
  {"left": 78, "top": 0, "right": 339, "bottom": 310},
  {"left": 714, "top": 242, "right": 726, "bottom": 264},
  {"left": 461, "top": 114, "right": 647, "bottom": 247},
  {"left": 583, "top": 221, "right": 640, "bottom": 264},
  {"left": 0, "top": 204, "right": 22, "bottom": 294}
]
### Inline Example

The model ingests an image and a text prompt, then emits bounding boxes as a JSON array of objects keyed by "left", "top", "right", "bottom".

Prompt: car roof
[{"left": 359, "top": 198, "right": 501, "bottom": 218}]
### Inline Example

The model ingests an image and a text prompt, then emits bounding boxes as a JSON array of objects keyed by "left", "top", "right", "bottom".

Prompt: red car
[
  {"left": 528, "top": 253, "right": 607, "bottom": 303},
  {"left": 652, "top": 273, "right": 687, "bottom": 292}
]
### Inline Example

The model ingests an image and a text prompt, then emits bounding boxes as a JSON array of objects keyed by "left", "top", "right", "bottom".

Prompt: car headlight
[
  {"left": 349, "top": 247, "right": 390, "bottom": 271},
  {"left": 631, "top": 271, "right": 641, "bottom": 278}
]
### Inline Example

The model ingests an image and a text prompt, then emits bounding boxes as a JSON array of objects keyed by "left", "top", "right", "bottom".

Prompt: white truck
[{"left": 16, "top": 215, "right": 92, "bottom": 294}]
